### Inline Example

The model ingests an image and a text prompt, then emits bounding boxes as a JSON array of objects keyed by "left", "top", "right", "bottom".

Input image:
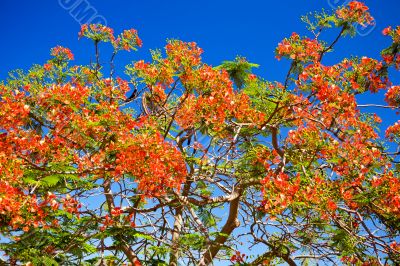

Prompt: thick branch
[
  {"left": 198, "top": 189, "right": 242, "bottom": 265},
  {"left": 169, "top": 178, "right": 192, "bottom": 266},
  {"left": 271, "top": 127, "right": 284, "bottom": 157},
  {"left": 115, "top": 236, "right": 142, "bottom": 265},
  {"left": 169, "top": 205, "right": 183, "bottom": 266}
]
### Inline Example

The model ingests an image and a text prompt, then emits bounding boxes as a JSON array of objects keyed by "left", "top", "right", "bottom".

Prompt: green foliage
[
  {"left": 301, "top": 9, "right": 337, "bottom": 33},
  {"left": 215, "top": 56, "right": 259, "bottom": 89},
  {"left": 179, "top": 233, "right": 205, "bottom": 251}
]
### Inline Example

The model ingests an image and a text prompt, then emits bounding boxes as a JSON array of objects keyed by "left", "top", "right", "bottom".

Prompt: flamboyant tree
[{"left": 0, "top": 2, "right": 400, "bottom": 265}]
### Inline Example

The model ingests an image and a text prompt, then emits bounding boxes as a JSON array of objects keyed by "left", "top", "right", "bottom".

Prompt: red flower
[
  {"left": 383, "top": 26, "right": 392, "bottom": 36},
  {"left": 50, "top": 46, "right": 74, "bottom": 60},
  {"left": 327, "top": 200, "right": 338, "bottom": 211}
]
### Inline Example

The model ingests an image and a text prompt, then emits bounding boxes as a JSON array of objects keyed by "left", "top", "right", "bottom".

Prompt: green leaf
[
  {"left": 215, "top": 56, "right": 259, "bottom": 89},
  {"left": 41, "top": 175, "right": 61, "bottom": 186},
  {"left": 132, "top": 231, "right": 154, "bottom": 241}
]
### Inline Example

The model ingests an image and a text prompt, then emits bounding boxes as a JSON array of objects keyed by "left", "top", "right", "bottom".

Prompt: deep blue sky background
[{"left": 1, "top": 0, "right": 399, "bottom": 80}]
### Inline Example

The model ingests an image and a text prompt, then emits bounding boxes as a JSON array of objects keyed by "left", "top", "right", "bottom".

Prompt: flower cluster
[
  {"left": 385, "top": 85, "right": 400, "bottom": 107},
  {"left": 383, "top": 26, "right": 400, "bottom": 43},
  {"left": 230, "top": 251, "right": 246, "bottom": 263},
  {"left": 382, "top": 26, "right": 400, "bottom": 69},
  {"left": 115, "top": 131, "right": 187, "bottom": 197},
  {"left": 113, "top": 29, "right": 143, "bottom": 51},
  {"left": 165, "top": 40, "right": 204, "bottom": 67},
  {"left": 386, "top": 121, "right": 400, "bottom": 142},
  {"left": 0, "top": 181, "right": 47, "bottom": 230},
  {"left": 176, "top": 66, "right": 265, "bottom": 132},
  {"left": 61, "top": 194, "right": 81, "bottom": 216},
  {"left": 351, "top": 57, "right": 387, "bottom": 93},
  {"left": 261, "top": 172, "right": 301, "bottom": 214},
  {"left": 50, "top": 46, "right": 74, "bottom": 60},
  {"left": 79, "top": 24, "right": 143, "bottom": 53},
  {"left": 336, "top": 1, "right": 374, "bottom": 26},
  {"left": 368, "top": 172, "right": 400, "bottom": 218},
  {"left": 276, "top": 33, "right": 324, "bottom": 62},
  {"left": 79, "top": 24, "right": 115, "bottom": 42}
]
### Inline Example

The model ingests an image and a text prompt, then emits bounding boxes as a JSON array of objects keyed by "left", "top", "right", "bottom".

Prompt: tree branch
[{"left": 198, "top": 189, "right": 242, "bottom": 265}]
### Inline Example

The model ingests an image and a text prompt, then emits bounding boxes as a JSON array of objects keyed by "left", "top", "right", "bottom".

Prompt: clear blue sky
[{"left": 1, "top": 0, "right": 399, "bottom": 80}]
